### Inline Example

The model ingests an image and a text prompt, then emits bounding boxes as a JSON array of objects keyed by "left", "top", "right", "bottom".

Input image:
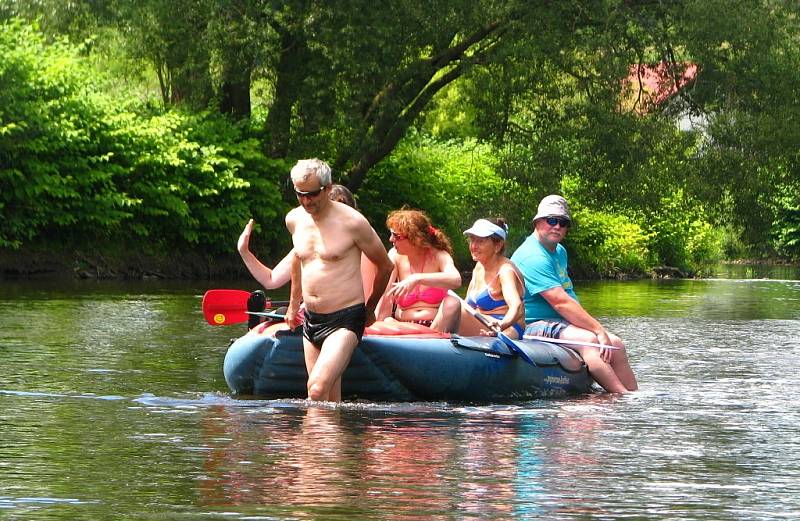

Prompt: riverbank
[
  {"left": 0, "top": 247, "right": 254, "bottom": 280},
  {"left": 0, "top": 247, "right": 652, "bottom": 281},
  {"left": 3, "top": 246, "right": 796, "bottom": 281}
]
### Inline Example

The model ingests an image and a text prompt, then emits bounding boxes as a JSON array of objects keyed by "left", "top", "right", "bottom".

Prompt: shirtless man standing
[{"left": 284, "top": 159, "right": 393, "bottom": 402}]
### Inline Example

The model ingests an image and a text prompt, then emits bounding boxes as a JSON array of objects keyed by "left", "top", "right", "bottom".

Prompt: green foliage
[
  {"left": 564, "top": 208, "right": 653, "bottom": 279},
  {"left": 0, "top": 20, "right": 125, "bottom": 248},
  {"left": 5, "top": 0, "right": 800, "bottom": 275},
  {"left": 421, "top": 83, "right": 479, "bottom": 140},
  {"left": 109, "top": 0, "right": 215, "bottom": 108},
  {"left": 360, "top": 132, "right": 534, "bottom": 267},
  {"left": 637, "top": 190, "right": 724, "bottom": 276},
  {"left": 770, "top": 180, "right": 800, "bottom": 259},
  {"left": 0, "top": 20, "right": 288, "bottom": 258},
  {"left": 671, "top": 0, "right": 800, "bottom": 257},
  {"left": 560, "top": 175, "right": 724, "bottom": 276},
  {"left": 717, "top": 223, "right": 750, "bottom": 260},
  {"left": 107, "top": 110, "right": 288, "bottom": 253}
]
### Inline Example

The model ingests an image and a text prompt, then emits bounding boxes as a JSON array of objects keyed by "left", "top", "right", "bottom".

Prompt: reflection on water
[
  {"left": 578, "top": 277, "right": 800, "bottom": 321},
  {"left": 712, "top": 262, "right": 800, "bottom": 281},
  {"left": 196, "top": 402, "right": 609, "bottom": 519},
  {"left": 1, "top": 275, "right": 799, "bottom": 519}
]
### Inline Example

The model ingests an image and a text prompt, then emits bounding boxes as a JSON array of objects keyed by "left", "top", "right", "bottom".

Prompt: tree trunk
[
  {"left": 342, "top": 20, "right": 505, "bottom": 192},
  {"left": 345, "top": 64, "right": 466, "bottom": 192},
  {"left": 220, "top": 67, "right": 252, "bottom": 118},
  {"left": 264, "top": 29, "right": 308, "bottom": 158}
]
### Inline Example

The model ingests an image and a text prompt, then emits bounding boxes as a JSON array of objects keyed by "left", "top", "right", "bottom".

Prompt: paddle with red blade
[{"left": 201, "top": 289, "right": 288, "bottom": 326}]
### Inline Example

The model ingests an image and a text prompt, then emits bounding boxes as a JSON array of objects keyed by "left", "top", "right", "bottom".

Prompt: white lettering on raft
[{"left": 544, "top": 375, "right": 570, "bottom": 385}]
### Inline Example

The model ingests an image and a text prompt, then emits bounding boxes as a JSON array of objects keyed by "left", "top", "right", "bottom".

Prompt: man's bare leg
[
  {"left": 559, "top": 326, "right": 632, "bottom": 393},
  {"left": 330, "top": 376, "right": 343, "bottom": 403},
  {"left": 607, "top": 333, "right": 638, "bottom": 391},
  {"left": 302, "top": 337, "right": 321, "bottom": 388},
  {"left": 305, "top": 329, "right": 359, "bottom": 401}
]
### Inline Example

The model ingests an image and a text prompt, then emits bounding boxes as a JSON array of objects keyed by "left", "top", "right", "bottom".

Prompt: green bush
[
  {"left": 0, "top": 20, "right": 289, "bottom": 258},
  {"left": 560, "top": 178, "right": 724, "bottom": 277},
  {"left": 770, "top": 183, "right": 800, "bottom": 260},
  {"left": 360, "top": 132, "right": 535, "bottom": 267},
  {"left": 0, "top": 20, "right": 127, "bottom": 248},
  {"left": 107, "top": 109, "right": 289, "bottom": 254},
  {"left": 718, "top": 223, "right": 751, "bottom": 259},
  {"left": 564, "top": 208, "right": 653, "bottom": 278},
  {"left": 639, "top": 189, "right": 724, "bottom": 276}
]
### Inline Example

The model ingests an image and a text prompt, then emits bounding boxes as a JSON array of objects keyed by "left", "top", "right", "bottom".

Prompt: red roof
[{"left": 624, "top": 63, "right": 698, "bottom": 112}]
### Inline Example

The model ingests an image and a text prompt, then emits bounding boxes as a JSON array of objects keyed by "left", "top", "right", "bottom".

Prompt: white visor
[{"left": 463, "top": 219, "right": 507, "bottom": 239}]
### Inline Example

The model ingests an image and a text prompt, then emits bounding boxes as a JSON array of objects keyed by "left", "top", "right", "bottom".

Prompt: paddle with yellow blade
[{"left": 201, "top": 289, "right": 289, "bottom": 326}]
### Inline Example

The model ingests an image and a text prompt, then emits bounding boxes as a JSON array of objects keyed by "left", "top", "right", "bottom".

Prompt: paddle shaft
[
  {"left": 446, "top": 290, "right": 536, "bottom": 366},
  {"left": 523, "top": 335, "right": 621, "bottom": 350},
  {"left": 443, "top": 291, "right": 618, "bottom": 352},
  {"left": 446, "top": 290, "right": 494, "bottom": 329},
  {"left": 257, "top": 300, "right": 289, "bottom": 308},
  {"left": 246, "top": 310, "right": 287, "bottom": 320}
]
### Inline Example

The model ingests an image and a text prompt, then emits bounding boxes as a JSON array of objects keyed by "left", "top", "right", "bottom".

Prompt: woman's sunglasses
[
  {"left": 389, "top": 230, "right": 407, "bottom": 241},
  {"left": 545, "top": 216, "right": 571, "bottom": 228}
]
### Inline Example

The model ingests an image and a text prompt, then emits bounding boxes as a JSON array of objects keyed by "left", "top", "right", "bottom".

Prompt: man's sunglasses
[
  {"left": 294, "top": 186, "right": 326, "bottom": 198},
  {"left": 545, "top": 216, "right": 571, "bottom": 228}
]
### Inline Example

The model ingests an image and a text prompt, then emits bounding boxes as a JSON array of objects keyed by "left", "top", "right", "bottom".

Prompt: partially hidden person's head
[
  {"left": 328, "top": 184, "right": 358, "bottom": 210},
  {"left": 290, "top": 158, "right": 333, "bottom": 211},
  {"left": 463, "top": 217, "right": 509, "bottom": 255},
  {"left": 386, "top": 208, "right": 453, "bottom": 255},
  {"left": 532, "top": 195, "right": 572, "bottom": 233}
]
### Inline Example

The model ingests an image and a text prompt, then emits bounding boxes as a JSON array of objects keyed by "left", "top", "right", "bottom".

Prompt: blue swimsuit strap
[
  {"left": 469, "top": 286, "right": 506, "bottom": 311},
  {"left": 468, "top": 264, "right": 521, "bottom": 311}
]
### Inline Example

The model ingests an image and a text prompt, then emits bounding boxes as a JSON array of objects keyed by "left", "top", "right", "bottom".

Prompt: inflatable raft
[{"left": 223, "top": 320, "right": 594, "bottom": 402}]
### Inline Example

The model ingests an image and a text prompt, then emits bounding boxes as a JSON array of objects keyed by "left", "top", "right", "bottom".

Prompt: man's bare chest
[{"left": 293, "top": 224, "right": 355, "bottom": 263}]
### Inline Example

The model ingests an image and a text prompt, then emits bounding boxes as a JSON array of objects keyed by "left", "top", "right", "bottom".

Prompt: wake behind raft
[{"left": 223, "top": 319, "right": 594, "bottom": 402}]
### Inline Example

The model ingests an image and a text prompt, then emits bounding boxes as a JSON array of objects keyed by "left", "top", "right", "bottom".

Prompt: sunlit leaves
[{"left": 0, "top": 20, "right": 288, "bottom": 256}]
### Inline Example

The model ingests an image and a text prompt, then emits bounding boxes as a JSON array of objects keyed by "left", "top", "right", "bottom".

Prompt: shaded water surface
[{"left": 1, "top": 274, "right": 799, "bottom": 520}]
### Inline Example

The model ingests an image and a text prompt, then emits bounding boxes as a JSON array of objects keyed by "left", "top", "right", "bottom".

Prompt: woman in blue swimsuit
[{"left": 459, "top": 218, "right": 526, "bottom": 339}]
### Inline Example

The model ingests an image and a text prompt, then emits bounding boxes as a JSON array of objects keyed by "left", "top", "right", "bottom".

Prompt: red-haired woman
[{"left": 376, "top": 209, "right": 462, "bottom": 332}]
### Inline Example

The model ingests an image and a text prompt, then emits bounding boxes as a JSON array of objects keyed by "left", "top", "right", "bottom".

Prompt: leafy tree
[
  {"left": 5, "top": 0, "right": 800, "bottom": 271},
  {"left": 0, "top": 20, "right": 288, "bottom": 261},
  {"left": 670, "top": 0, "right": 800, "bottom": 256},
  {"left": 241, "top": 0, "right": 516, "bottom": 188},
  {"left": 111, "top": 0, "right": 215, "bottom": 108},
  {"left": 0, "top": 0, "right": 108, "bottom": 41},
  {"left": 446, "top": 0, "right": 800, "bottom": 262}
]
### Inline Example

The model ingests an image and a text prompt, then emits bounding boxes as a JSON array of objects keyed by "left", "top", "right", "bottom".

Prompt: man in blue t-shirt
[{"left": 510, "top": 195, "right": 638, "bottom": 393}]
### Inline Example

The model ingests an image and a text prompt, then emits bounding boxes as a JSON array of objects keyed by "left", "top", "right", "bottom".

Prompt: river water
[{"left": 1, "top": 267, "right": 799, "bottom": 520}]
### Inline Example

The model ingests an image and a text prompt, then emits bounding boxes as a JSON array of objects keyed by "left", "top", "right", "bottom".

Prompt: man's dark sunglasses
[
  {"left": 545, "top": 216, "right": 571, "bottom": 228},
  {"left": 294, "top": 186, "right": 325, "bottom": 198}
]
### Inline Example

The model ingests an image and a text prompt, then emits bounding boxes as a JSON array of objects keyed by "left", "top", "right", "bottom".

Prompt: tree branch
[{"left": 339, "top": 19, "right": 508, "bottom": 185}]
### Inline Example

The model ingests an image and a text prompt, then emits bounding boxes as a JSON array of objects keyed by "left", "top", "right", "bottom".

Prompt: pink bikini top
[
  {"left": 396, "top": 286, "right": 447, "bottom": 308},
  {"left": 394, "top": 250, "right": 447, "bottom": 309}
]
